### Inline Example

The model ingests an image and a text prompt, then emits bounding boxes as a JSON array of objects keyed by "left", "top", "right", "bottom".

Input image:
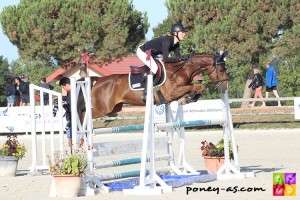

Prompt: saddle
[
  {"left": 129, "top": 59, "right": 166, "bottom": 90},
  {"left": 130, "top": 61, "right": 162, "bottom": 79},
  {"left": 130, "top": 65, "right": 150, "bottom": 76}
]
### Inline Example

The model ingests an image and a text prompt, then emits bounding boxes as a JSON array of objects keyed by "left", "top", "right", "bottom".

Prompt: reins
[{"left": 169, "top": 62, "right": 186, "bottom": 83}]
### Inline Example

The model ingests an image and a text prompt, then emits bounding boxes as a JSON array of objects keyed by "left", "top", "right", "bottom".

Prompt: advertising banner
[
  {"left": 0, "top": 106, "right": 65, "bottom": 133},
  {"left": 153, "top": 99, "right": 226, "bottom": 123}
]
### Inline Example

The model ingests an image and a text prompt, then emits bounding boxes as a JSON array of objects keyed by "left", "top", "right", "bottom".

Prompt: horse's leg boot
[{"left": 192, "top": 93, "right": 201, "bottom": 102}]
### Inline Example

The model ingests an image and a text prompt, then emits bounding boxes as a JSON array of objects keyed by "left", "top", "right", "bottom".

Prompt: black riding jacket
[
  {"left": 139, "top": 35, "right": 181, "bottom": 63},
  {"left": 248, "top": 73, "right": 263, "bottom": 89}
]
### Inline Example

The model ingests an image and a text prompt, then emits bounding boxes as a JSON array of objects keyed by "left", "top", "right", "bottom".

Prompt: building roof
[
  {"left": 102, "top": 56, "right": 144, "bottom": 74},
  {"left": 46, "top": 55, "right": 144, "bottom": 83}
]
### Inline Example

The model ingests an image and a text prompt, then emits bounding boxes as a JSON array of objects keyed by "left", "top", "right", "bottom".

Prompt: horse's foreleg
[
  {"left": 191, "top": 84, "right": 206, "bottom": 96},
  {"left": 170, "top": 84, "right": 205, "bottom": 100},
  {"left": 189, "top": 84, "right": 206, "bottom": 102},
  {"left": 171, "top": 84, "right": 205, "bottom": 105}
]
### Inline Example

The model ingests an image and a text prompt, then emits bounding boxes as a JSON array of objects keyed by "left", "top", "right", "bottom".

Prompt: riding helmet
[{"left": 170, "top": 22, "right": 187, "bottom": 33}]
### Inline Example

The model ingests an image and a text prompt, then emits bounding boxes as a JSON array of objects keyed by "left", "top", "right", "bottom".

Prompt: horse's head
[{"left": 188, "top": 51, "right": 228, "bottom": 93}]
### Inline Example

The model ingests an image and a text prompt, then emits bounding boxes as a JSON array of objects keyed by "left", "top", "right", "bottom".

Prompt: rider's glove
[{"left": 181, "top": 54, "right": 190, "bottom": 61}]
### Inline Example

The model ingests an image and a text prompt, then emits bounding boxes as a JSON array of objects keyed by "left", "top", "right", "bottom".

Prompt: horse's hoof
[{"left": 181, "top": 98, "right": 187, "bottom": 105}]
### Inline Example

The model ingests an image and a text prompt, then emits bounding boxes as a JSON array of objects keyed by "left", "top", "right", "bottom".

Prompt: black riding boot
[{"left": 141, "top": 74, "right": 148, "bottom": 100}]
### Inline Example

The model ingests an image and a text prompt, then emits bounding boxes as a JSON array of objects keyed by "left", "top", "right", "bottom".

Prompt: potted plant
[
  {"left": 48, "top": 148, "right": 88, "bottom": 198},
  {"left": 0, "top": 134, "right": 27, "bottom": 177},
  {"left": 200, "top": 138, "right": 237, "bottom": 174}
]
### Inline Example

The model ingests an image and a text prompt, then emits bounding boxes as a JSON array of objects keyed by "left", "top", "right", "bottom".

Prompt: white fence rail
[
  {"left": 228, "top": 97, "right": 294, "bottom": 103},
  {"left": 29, "top": 84, "right": 65, "bottom": 172}
]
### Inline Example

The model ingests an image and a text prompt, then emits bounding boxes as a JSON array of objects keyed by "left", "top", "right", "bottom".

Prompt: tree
[
  {"left": 0, "top": 56, "right": 10, "bottom": 106},
  {"left": 10, "top": 59, "right": 56, "bottom": 86},
  {"left": 0, "top": 0, "right": 149, "bottom": 70},
  {"left": 272, "top": 1, "right": 300, "bottom": 58},
  {"left": 276, "top": 57, "right": 300, "bottom": 101},
  {"left": 164, "top": 0, "right": 297, "bottom": 106}
]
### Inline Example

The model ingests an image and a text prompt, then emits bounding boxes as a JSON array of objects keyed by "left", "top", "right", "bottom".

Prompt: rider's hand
[{"left": 181, "top": 54, "right": 190, "bottom": 61}]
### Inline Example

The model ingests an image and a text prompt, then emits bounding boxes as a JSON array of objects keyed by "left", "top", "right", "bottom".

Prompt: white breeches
[{"left": 136, "top": 47, "right": 158, "bottom": 74}]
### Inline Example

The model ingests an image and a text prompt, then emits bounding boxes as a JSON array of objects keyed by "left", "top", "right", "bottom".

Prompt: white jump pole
[
  {"left": 70, "top": 77, "right": 94, "bottom": 172},
  {"left": 84, "top": 77, "right": 94, "bottom": 174},
  {"left": 223, "top": 91, "right": 239, "bottom": 167},
  {"left": 141, "top": 73, "right": 155, "bottom": 189},
  {"left": 70, "top": 78, "right": 78, "bottom": 150},
  {"left": 217, "top": 91, "right": 255, "bottom": 179},
  {"left": 162, "top": 101, "right": 226, "bottom": 175},
  {"left": 124, "top": 67, "right": 172, "bottom": 195}
]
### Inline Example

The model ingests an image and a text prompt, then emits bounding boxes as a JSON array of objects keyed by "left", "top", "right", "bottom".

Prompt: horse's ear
[
  {"left": 221, "top": 51, "right": 228, "bottom": 58},
  {"left": 217, "top": 51, "right": 228, "bottom": 62},
  {"left": 220, "top": 51, "right": 228, "bottom": 59}
]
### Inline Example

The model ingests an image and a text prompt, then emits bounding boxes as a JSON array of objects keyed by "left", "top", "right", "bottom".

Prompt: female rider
[{"left": 136, "top": 22, "right": 189, "bottom": 99}]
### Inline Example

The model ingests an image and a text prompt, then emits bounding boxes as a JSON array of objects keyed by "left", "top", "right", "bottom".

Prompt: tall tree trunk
[
  {"left": 241, "top": 53, "right": 260, "bottom": 108},
  {"left": 79, "top": 64, "right": 87, "bottom": 77},
  {"left": 79, "top": 51, "right": 89, "bottom": 77}
]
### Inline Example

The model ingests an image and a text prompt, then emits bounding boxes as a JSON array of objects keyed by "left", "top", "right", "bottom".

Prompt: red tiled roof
[
  {"left": 46, "top": 67, "right": 66, "bottom": 83},
  {"left": 102, "top": 56, "right": 144, "bottom": 74},
  {"left": 46, "top": 55, "right": 144, "bottom": 82}
]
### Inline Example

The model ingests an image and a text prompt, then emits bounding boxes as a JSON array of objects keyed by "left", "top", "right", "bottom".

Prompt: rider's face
[{"left": 178, "top": 31, "right": 186, "bottom": 40}]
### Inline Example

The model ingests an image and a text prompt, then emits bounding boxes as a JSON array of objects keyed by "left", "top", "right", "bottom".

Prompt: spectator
[
  {"left": 248, "top": 68, "right": 266, "bottom": 107},
  {"left": 265, "top": 62, "right": 281, "bottom": 106},
  {"left": 39, "top": 77, "right": 54, "bottom": 105},
  {"left": 59, "top": 77, "right": 72, "bottom": 147},
  {"left": 14, "top": 77, "right": 22, "bottom": 106},
  {"left": 19, "top": 75, "right": 30, "bottom": 106},
  {"left": 5, "top": 77, "right": 16, "bottom": 107}
]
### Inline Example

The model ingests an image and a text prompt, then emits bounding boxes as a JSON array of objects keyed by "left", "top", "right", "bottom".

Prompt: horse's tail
[
  {"left": 77, "top": 77, "right": 86, "bottom": 123},
  {"left": 77, "top": 76, "right": 99, "bottom": 121},
  {"left": 77, "top": 88, "right": 85, "bottom": 123}
]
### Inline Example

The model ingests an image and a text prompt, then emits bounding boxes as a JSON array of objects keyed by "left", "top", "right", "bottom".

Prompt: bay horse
[{"left": 85, "top": 51, "right": 228, "bottom": 119}]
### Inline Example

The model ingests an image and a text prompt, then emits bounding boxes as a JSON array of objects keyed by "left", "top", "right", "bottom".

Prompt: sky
[{"left": 0, "top": 0, "right": 168, "bottom": 63}]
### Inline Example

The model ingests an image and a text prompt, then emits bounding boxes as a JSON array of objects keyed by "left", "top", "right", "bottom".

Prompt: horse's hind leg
[{"left": 107, "top": 103, "right": 124, "bottom": 116}]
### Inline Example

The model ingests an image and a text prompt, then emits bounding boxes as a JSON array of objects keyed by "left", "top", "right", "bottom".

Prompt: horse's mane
[{"left": 192, "top": 51, "right": 217, "bottom": 56}]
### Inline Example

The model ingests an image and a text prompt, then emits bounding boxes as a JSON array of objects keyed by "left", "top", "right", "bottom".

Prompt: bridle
[
  {"left": 188, "top": 56, "right": 228, "bottom": 90},
  {"left": 212, "top": 60, "right": 228, "bottom": 90}
]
